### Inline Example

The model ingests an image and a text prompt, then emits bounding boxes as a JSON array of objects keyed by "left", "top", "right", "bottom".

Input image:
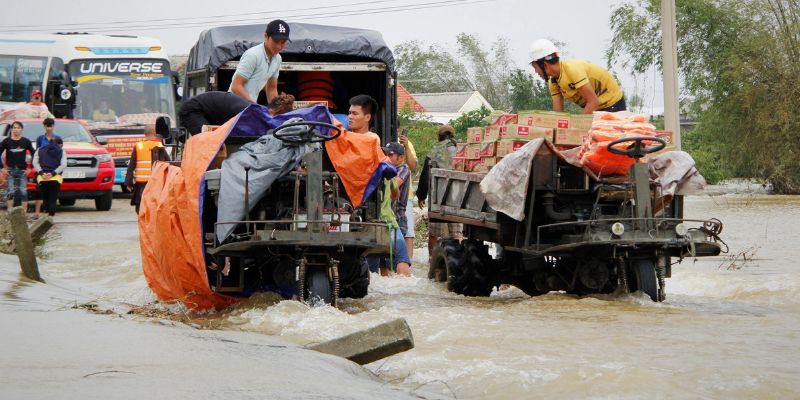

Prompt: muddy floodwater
[{"left": 3, "top": 191, "right": 800, "bottom": 399}]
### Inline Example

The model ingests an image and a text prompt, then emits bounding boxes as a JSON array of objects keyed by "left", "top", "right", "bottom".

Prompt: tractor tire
[
  {"left": 447, "top": 240, "right": 494, "bottom": 297},
  {"left": 305, "top": 269, "right": 333, "bottom": 305},
  {"left": 627, "top": 258, "right": 660, "bottom": 302},
  {"left": 340, "top": 258, "right": 369, "bottom": 299}
]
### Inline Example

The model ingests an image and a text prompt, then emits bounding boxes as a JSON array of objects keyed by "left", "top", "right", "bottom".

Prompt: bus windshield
[{"left": 69, "top": 59, "right": 175, "bottom": 125}]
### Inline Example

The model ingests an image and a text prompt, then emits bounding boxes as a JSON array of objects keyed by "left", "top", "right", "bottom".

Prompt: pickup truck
[{"left": 0, "top": 118, "right": 115, "bottom": 211}]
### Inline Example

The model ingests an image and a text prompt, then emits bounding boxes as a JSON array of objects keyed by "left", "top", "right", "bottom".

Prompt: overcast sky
[{"left": 0, "top": 0, "right": 665, "bottom": 113}]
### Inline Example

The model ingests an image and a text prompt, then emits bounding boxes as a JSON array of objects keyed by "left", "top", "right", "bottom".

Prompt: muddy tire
[
  {"left": 340, "top": 258, "right": 369, "bottom": 299},
  {"left": 428, "top": 240, "right": 460, "bottom": 282},
  {"left": 305, "top": 269, "right": 333, "bottom": 305},
  {"left": 447, "top": 240, "right": 494, "bottom": 297},
  {"left": 627, "top": 259, "right": 659, "bottom": 302}
]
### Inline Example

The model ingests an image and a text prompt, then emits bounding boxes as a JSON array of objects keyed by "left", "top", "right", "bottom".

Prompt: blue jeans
[
  {"left": 6, "top": 168, "right": 28, "bottom": 204},
  {"left": 368, "top": 228, "right": 411, "bottom": 272}
]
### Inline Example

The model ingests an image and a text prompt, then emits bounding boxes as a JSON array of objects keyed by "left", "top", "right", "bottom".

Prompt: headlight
[
  {"left": 675, "top": 223, "right": 688, "bottom": 236},
  {"left": 96, "top": 154, "right": 113, "bottom": 163},
  {"left": 611, "top": 222, "right": 625, "bottom": 236}
]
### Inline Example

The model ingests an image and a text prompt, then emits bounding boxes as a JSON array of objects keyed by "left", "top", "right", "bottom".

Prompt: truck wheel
[
  {"left": 627, "top": 259, "right": 659, "bottom": 302},
  {"left": 448, "top": 240, "right": 494, "bottom": 297},
  {"left": 59, "top": 198, "right": 76, "bottom": 206},
  {"left": 429, "top": 240, "right": 461, "bottom": 282},
  {"left": 339, "top": 258, "right": 369, "bottom": 299},
  {"left": 95, "top": 191, "right": 113, "bottom": 211},
  {"left": 305, "top": 269, "right": 333, "bottom": 305}
]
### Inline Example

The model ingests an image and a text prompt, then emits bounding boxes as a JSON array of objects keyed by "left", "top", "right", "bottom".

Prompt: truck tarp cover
[
  {"left": 187, "top": 23, "right": 395, "bottom": 73},
  {"left": 139, "top": 104, "right": 392, "bottom": 311}
]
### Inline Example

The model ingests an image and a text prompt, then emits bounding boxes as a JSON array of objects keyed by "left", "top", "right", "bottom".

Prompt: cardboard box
[
  {"left": 467, "top": 127, "right": 483, "bottom": 143},
  {"left": 484, "top": 126, "right": 504, "bottom": 142},
  {"left": 495, "top": 140, "right": 530, "bottom": 157},
  {"left": 554, "top": 128, "right": 588, "bottom": 146},
  {"left": 466, "top": 143, "right": 482, "bottom": 159},
  {"left": 479, "top": 141, "right": 496, "bottom": 157},
  {"left": 452, "top": 157, "right": 466, "bottom": 171},
  {"left": 464, "top": 158, "right": 482, "bottom": 172},
  {"left": 490, "top": 113, "right": 518, "bottom": 126},
  {"left": 455, "top": 143, "right": 468, "bottom": 158},
  {"left": 501, "top": 124, "right": 554, "bottom": 141},
  {"left": 517, "top": 110, "right": 571, "bottom": 129},
  {"left": 570, "top": 114, "right": 594, "bottom": 131}
]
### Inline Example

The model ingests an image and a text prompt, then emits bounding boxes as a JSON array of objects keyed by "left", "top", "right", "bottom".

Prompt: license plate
[{"left": 63, "top": 170, "right": 86, "bottom": 179}]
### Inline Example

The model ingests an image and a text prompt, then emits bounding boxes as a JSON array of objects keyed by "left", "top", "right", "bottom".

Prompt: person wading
[{"left": 125, "top": 126, "right": 164, "bottom": 214}]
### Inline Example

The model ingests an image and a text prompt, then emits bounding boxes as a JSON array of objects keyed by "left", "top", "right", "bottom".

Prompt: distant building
[
  {"left": 397, "top": 83, "right": 426, "bottom": 113},
  {"left": 411, "top": 91, "right": 493, "bottom": 124}
]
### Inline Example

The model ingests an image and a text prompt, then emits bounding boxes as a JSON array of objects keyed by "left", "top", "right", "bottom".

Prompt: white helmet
[{"left": 528, "top": 39, "right": 559, "bottom": 63}]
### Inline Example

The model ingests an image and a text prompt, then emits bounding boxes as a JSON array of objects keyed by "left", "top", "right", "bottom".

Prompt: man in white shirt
[{"left": 229, "top": 19, "right": 290, "bottom": 104}]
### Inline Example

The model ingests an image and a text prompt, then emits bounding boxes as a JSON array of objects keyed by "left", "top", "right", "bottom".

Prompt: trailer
[{"left": 427, "top": 136, "right": 724, "bottom": 301}]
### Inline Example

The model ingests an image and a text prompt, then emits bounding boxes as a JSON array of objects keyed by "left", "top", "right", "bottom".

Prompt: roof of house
[
  {"left": 396, "top": 83, "right": 426, "bottom": 112},
  {"left": 412, "top": 91, "right": 492, "bottom": 113}
]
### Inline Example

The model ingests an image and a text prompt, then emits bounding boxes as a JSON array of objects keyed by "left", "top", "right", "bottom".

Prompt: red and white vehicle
[{"left": 0, "top": 118, "right": 115, "bottom": 211}]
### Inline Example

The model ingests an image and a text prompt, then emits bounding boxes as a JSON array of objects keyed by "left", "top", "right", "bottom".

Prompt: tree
[
  {"left": 507, "top": 69, "right": 552, "bottom": 112},
  {"left": 607, "top": 0, "right": 800, "bottom": 192},
  {"left": 394, "top": 41, "right": 472, "bottom": 94},
  {"left": 449, "top": 106, "right": 491, "bottom": 140}
]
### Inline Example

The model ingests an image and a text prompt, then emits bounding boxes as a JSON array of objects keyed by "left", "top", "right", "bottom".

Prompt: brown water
[{"left": 5, "top": 194, "right": 800, "bottom": 399}]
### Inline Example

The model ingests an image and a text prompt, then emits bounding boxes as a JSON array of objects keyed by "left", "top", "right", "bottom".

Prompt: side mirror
[
  {"left": 155, "top": 116, "right": 171, "bottom": 139},
  {"left": 96, "top": 136, "right": 109, "bottom": 145}
]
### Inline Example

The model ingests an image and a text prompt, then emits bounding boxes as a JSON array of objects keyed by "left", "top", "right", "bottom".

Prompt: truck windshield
[{"left": 68, "top": 59, "right": 175, "bottom": 126}]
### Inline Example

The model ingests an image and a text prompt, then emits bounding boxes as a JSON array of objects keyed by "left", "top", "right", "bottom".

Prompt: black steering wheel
[
  {"left": 272, "top": 121, "right": 342, "bottom": 143},
  {"left": 607, "top": 136, "right": 667, "bottom": 159}
]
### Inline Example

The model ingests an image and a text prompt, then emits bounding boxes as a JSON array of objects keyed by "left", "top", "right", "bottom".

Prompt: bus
[{"left": 0, "top": 32, "right": 179, "bottom": 191}]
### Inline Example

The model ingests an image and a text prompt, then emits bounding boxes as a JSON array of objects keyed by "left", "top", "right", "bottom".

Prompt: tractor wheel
[
  {"left": 627, "top": 259, "right": 660, "bottom": 302},
  {"left": 339, "top": 258, "right": 369, "bottom": 299},
  {"left": 447, "top": 240, "right": 494, "bottom": 297},
  {"left": 305, "top": 269, "right": 333, "bottom": 306}
]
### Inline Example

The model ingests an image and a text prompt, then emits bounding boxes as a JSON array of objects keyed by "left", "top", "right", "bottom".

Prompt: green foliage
[
  {"left": 607, "top": 0, "right": 800, "bottom": 192},
  {"left": 508, "top": 69, "right": 552, "bottom": 112},
  {"left": 395, "top": 41, "right": 472, "bottom": 94},
  {"left": 448, "top": 106, "right": 491, "bottom": 140},
  {"left": 398, "top": 104, "right": 440, "bottom": 169},
  {"left": 395, "top": 34, "right": 528, "bottom": 111}
]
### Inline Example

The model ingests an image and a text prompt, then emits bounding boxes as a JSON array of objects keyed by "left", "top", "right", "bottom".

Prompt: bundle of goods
[{"left": 579, "top": 111, "right": 657, "bottom": 176}]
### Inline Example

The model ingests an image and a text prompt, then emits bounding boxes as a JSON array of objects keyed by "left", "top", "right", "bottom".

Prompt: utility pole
[{"left": 662, "top": 0, "right": 681, "bottom": 149}]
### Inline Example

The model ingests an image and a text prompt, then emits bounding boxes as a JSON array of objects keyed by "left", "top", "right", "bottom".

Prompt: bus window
[{"left": 0, "top": 56, "right": 47, "bottom": 103}]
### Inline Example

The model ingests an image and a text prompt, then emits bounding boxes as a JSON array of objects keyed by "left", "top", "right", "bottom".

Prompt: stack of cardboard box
[{"left": 449, "top": 111, "right": 596, "bottom": 173}]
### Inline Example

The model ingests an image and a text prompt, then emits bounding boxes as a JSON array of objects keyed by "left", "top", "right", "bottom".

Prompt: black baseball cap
[
  {"left": 266, "top": 19, "right": 290, "bottom": 41},
  {"left": 382, "top": 142, "right": 405, "bottom": 156}
]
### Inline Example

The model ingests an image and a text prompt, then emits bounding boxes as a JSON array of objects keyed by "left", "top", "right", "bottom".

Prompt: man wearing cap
[
  {"left": 415, "top": 125, "right": 462, "bottom": 254},
  {"left": 27, "top": 90, "right": 44, "bottom": 107},
  {"left": 229, "top": 19, "right": 290, "bottom": 104},
  {"left": 368, "top": 142, "right": 412, "bottom": 277}
]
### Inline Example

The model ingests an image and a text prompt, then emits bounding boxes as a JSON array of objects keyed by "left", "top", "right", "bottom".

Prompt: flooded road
[{"left": 4, "top": 193, "right": 800, "bottom": 398}]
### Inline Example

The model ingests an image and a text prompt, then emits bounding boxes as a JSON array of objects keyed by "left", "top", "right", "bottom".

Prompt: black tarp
[{"left": 187, "top": 23, "right": 395, "bottom": 74}]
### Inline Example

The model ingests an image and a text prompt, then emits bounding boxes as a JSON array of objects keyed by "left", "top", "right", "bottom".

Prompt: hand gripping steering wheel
[
  {"left": 606, "top": 136, "right": 667, "bottom": 159},
  {"left": 272, "top": 121, "right": 343, "bottom": 144}
]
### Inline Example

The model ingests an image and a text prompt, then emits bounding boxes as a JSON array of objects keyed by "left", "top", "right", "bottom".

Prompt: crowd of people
[{"left": 0, "top": 117, "right": 66, "bottom": 218}]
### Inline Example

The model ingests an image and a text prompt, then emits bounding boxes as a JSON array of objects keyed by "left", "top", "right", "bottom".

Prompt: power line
[
  {"left": 0, "top": 0, "right": 405, "bottom": 29},
  {"left": 0, "top": 0, "right": 494, "bottom": 33}
]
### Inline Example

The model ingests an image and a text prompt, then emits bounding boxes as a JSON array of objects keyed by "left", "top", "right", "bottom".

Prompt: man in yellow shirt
[{"left": 528, "top": 39, "right": 626, "bottom": 114}]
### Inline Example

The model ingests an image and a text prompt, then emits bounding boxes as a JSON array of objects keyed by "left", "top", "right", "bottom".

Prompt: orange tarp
[
  {"left": 324, "top": 130, "right": 388, "bottom": 207},
  {"left": 139, "top": 118, "right": 238, "bottom": 311}
]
